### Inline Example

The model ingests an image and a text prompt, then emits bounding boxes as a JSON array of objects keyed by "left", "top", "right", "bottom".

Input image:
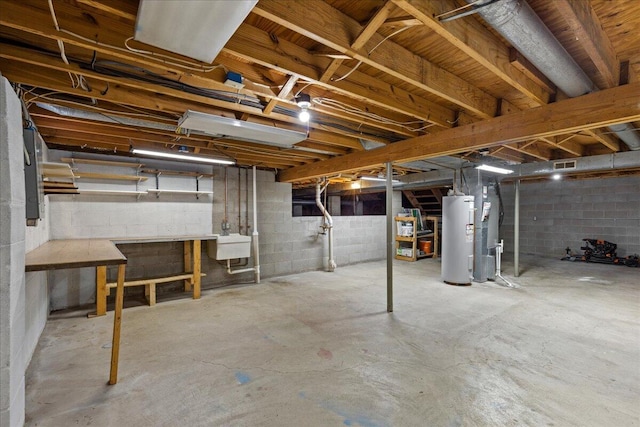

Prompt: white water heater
[{"left": 442, "top": 195, "right": 475, "bottom": 285}]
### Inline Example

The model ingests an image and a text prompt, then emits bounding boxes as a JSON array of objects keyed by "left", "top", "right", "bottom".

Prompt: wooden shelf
[
  {"left": 142, "top": 169, "right": 215, "bottom": 178},
  {"left": 395, "top": 215, "right": 438, "bottom": 262},
  {"left": 147, "top": 189, "right": 213, "bottom": 196},
  {"left": 41, "top": 162, "right": 75, "bottom": 179},
  {"left": 61, "top": 157, "right": 144, "bottom": 168},
  {"left": 78, "top": 189, "right": 148, "bottom": 196},
  {"left": 73, "top": 172, "right": 148, "bottom": 181}
]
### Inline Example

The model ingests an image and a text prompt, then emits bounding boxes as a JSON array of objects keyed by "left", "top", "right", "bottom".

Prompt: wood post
[
  {"left": 183, "top": 241, "right": 192, "bottom": 292},
  {"left": 193, "top": 240, "right": 201, "bottom": 299},
  {"left": 96, "top": 266, "right": 107, "bottom": 316},
  {"left": 109, "top": 263, "right": 126, "bottom": 385}
]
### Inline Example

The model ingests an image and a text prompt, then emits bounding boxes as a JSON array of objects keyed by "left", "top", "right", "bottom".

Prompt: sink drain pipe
[
  {"left": 316, "top": 179, "right": 336, "bottom": 272},
  {"left": 222, "top": 166, "right": 260, "bottom": 282}
]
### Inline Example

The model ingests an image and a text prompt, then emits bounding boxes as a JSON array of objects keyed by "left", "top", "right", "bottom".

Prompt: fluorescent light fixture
[
  {"left": 350, "top": 181, "right": 361, "bottom": 189},
  {"left": 135, "top": 0, "right": 257, "bottom": 64},
  {"left": 132, "top": 148, "right": 234, "bottom": 165},
  {"left": 179, "top": 110, "right": 307, "bottom": 148},
  {"left": 361, "top": 176, "right": 400, "bottom": 183},
  {"left": 476, "top": 164, "right": 514, "bottom": 174},
  {"left": 552, "top": 173, "right": 562, "bottom": 180}
]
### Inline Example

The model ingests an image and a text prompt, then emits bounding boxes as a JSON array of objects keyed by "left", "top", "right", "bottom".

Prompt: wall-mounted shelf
[
  {"left": 78, "top": 189, "right": 148, "bottom": 199},
  {"left": 147, "top": 189, "right": 213, "bottom": 197},
  {"left": 145, "top": 168, "right": 214, "bottom": 199},
  {"left": 61, "top": 157, "right": 144, "bottom": 169},
  {"left": 142, "top": 169, "right": 215, "bottom": 178},
  {"left": 73, "top": 172, "right": 148, "bottom": 182},
  {"left": 41, "top": 162, "right": 75, "bottom": 179}
]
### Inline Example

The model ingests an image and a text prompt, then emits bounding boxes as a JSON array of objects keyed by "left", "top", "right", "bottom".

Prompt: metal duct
[
  {"left": 472, "top": 0, "right": 640, "bottom": 150},
  {"left": 389, "top": 151, "right": 640, "bottom": 187}
]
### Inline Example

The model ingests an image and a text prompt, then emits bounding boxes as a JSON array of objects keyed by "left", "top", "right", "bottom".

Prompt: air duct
[{"left": 472, "top": 0, "right": 640, "bottom": 150}]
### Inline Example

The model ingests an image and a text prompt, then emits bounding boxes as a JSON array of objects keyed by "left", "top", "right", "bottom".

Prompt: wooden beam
[
  {"left": 379, "top": 16, "right": 423, "bottom": 29},
  {"left": 392, "top": 0, "right": 551, "bottom": 105},
  {"left": 0, "top": 1, "right": 451, "bottom": 131},
  {"left": 278, "top": 82, "right": 640, "bottom": 181},
  {"left": 252, "top": 0, "right": 498, "bottom": 118},
  {"left": 554, "top": 0, "right": 619, "bottom": 89},
  {"left": 584, "top": 129, "right": 620, "bottom": 152},
  {"left": 75, "top": 0, "right": 137, "bottom": 21},
  {"left": 538, "top": 135, "right": 584, "bottom": 157},
  {"left": 263, "top": 74, "right": 298, "bottom": 115},
  {"left": 226, "top": 23, "right": 455, "bottom": 128},
  {"left": 507, "top": 141, "right": 552, "bottom": 161},
  {"left": 322, "top": 1, "right": 396, "bottom": 82},
  {"left": 509, "top": 48, "right": 557, "bottom": 94}
]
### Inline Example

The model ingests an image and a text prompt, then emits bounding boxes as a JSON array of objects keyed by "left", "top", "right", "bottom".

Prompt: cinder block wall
[
  {"left": 500, "top": 176, "right": 640, "bottom": 257},
  {"left": 1, "top": 76, "right": 49, "bottom": 427},
  {"left": 46, "top": 156, "right": 395, "bottom": 310}
]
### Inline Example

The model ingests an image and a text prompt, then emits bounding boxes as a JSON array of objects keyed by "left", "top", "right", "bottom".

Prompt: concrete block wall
[
  {"left": 500, "top": 176, "right": 640, "bottom": 257},
  {"left": 47, "top": 150, "right": 214, "bottom": 239},
  {"left": 1, "top": 76, "right": 49, "bottom": 427},
  {"left": 46, "top": 160, "right": 398, "bottom": 310}
]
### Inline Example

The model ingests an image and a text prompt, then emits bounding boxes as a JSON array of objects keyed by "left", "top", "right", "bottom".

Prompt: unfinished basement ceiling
[{"left": 0, "top": 0, "right": 639, "bottom": 186}]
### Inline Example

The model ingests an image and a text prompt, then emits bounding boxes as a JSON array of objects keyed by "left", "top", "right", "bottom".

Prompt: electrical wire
[
  {"left": 313, "top": 97, "right": 432, "bottom": 132},
  {"left": 46, "top": 0, "right": 226, "bottom": 74}
]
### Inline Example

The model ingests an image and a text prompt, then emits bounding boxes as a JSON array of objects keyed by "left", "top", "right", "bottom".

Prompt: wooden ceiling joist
[
  {"left": 278, "top": 82, "right": 640, "bottom": 182},
  {"left": 391, "top": 0, "right": 551, "bottom": 105},
  {"left": 252, "top": 0, "right": 498, "bottom": 119},
  {"left": 554, "top": 0, "right": 619, "bottom": 89}
]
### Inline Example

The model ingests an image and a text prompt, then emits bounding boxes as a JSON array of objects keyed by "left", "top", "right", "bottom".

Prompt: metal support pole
[
  {"left": 514, "top": 179, "right": 520, "bottom": 277},
  {"left": 252, "top": 166, "right": 260, "bottom": 283},
  {"left": 386, "top": 162, "right": 393, "bottom": 313}
]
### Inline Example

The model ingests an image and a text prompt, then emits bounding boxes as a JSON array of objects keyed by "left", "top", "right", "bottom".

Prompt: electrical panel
[{"left": 23, "top": 128, "right": 44, "bottom": 226}]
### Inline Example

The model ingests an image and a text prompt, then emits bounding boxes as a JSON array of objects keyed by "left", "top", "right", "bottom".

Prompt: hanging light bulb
[
  {"left": 299, "top": 109, "right": 310, "bottom": 122},
  {"left": 296, "top": 93, "right": 312, "bottom": 123}
]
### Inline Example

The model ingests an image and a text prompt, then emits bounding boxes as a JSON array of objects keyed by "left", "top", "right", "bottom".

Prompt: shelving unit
[
  {"left": 395, "top": 215, "right": 439, "bottom": 262},
  {"left": 45, "top": 157, "right": 214, "bottom": 199},
  {"left": 144, "top": 169, "right": 214, "bottom": 199}
]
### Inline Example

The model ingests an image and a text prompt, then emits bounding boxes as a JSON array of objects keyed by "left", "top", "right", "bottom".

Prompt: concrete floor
[{"left": 26, "top": 256, "right": 639, "bottom": 426}]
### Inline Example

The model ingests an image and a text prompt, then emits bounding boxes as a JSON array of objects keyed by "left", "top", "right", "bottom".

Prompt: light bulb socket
[{"left": 296, "top": 93, "right": 312, "bottom": 109}]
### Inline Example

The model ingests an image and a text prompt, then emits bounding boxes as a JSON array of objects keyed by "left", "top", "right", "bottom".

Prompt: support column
[
  {"left": 386, "top": 162, "right": 393, "bottom": 313},
  {"left": 514, "top": 179, "right": 520, "bottom": 277}
]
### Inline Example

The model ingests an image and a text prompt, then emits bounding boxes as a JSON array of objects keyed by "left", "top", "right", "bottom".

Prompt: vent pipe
[{"left": 471, "top": 0, "right": 640, "bottom": 150}]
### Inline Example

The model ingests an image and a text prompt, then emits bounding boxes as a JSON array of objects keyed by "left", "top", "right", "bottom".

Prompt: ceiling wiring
[{"left": 313, "top": 97, "right": 432, "bottom": 132}]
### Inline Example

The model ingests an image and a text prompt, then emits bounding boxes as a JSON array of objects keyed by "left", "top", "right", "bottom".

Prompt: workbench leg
[
  {"left": 96, "top": 266, "right": 107, "bottom": 316},
  {"left": 193, "top": 240, "right": 201, "bottom": 300},
  {"left": 183, "top": 241, "right": 192, "bottom": 292},
  {"left": 109, "top": 264, "right": 126, "bottom": 385},
  {"left": 144, "top": 283, "right": 156, "bottom": 306}
]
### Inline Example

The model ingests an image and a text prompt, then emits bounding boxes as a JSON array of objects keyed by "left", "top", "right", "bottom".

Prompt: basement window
[{"left": 292, "top": 190, "right": 386, "bottom": 217}]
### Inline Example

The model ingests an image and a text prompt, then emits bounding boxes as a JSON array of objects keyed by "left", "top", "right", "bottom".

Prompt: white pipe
[
  {"left": 316, "top": 180, "right": 336, "bottom": 272},
  {"left": 226, "top": 259, "right": 256, "bottom": 275},
  {"left": 252, "top": 166, "right": 260, "bottom": 283},
  {"left": 495, "top": 240, "right": 516, "bottom": 288}
]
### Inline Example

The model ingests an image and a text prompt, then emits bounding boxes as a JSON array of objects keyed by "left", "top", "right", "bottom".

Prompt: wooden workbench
[
  {"left": 25, "top": 239, "right": 127, "bottom": 385},
  {"left": 94, "top": 235, "right": 217, "bottom": 316}
]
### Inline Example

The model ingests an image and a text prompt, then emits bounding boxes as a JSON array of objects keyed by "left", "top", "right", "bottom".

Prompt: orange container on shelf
[{"left": 419, "top": 240, "right": 432, "bottom": 254}]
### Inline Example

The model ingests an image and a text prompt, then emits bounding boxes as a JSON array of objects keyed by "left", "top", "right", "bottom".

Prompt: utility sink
[{"left": 207, "top": 234, "right": 251, "bottom": 260}]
